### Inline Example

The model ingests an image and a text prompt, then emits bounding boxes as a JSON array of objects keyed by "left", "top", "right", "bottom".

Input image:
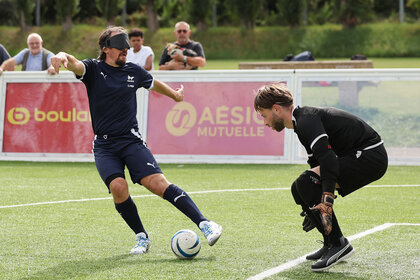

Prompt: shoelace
[
  {"left": 135, "top": 237, "right": 149, "bottom": 249},
  {"left": 201, "top": 224, "right": 213, "bottom": 237}
]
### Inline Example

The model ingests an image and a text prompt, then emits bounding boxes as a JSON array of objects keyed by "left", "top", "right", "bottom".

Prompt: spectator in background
[
  {"left": 159, "top": 21, "right": 205, "bottom": 70},
  {"left": 127, "top": 28, "right": 154, "bottom": 71},
  {"left": 0, "top": 33, "right": 56, "bottom": 75},
  {"left": 0, "top": 44, "right": 11, "bottom": 66}
]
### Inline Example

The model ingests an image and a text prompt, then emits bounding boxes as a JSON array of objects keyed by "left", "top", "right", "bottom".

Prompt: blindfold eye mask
[{"left": 102, "top": 33, "right": 130, "bottom": 50}]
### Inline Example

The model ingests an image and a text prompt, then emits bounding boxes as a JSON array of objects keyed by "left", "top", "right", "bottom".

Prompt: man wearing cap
[{"left": 50, "top": 26, "right": 222, "bottom": 255}]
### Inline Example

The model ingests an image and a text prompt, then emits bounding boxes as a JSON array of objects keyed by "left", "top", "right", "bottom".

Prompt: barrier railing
[{"left": 1, "top": 69, "right": 419, "bottom": 165}]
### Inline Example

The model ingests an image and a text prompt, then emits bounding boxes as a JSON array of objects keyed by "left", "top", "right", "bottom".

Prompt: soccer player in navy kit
[
  {"left": 254, "top": 84, "right": 387, "bottom": 272},
  {"left": 50, "top": 26, "right": 222, "bottom": 255}
]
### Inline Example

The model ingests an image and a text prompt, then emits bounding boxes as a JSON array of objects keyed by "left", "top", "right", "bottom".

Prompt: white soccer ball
[{"left": 171, "top": 229, "right": 201, "bottom": 259}]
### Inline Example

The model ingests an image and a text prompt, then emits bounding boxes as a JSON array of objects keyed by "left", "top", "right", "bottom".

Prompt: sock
[
  {"left": 328, "top": 211, "right": 344, "bottom": 246},
  {"left": 115, "top": 196, "right": 146, "bottom": 236},
  {"left": 163, "top": 184, "right": 206, "bottom": 226}
]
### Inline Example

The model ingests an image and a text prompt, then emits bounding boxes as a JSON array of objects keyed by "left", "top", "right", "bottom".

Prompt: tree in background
[
  {"left": 334, "top": 0, "right": 373, "bottom": 28},
  {"left": 276, "top": 0, "right": 304, "bottom": 26},
  {"left": 0, "top": 0, "right": 17, "bottom": 26},
  {"left": 55, "top": 0, "right": 79, "bottom": 31},
  {"left": 407, "top": 0, "right": 420, "bottom": 18},
  {"left": 307, "top": 0, "right": 334, "bottom": 25},
  {"left": 75, "top": 1, "right": 101, "bottom": 23},
  {"left": 228, "top": 0, "right": 261, "bottom": 29},
  {"left": 145, "top": 0, "right": 159, "bottom": 32},
  {"left": 188, "top": 0, "right": 211, "bottom": 31},
  {"left": 96, "top": 0, "right": 124, "bottom": 25},
  {"left": 15, "top": 0, "right": 35, "bottom": 31}
]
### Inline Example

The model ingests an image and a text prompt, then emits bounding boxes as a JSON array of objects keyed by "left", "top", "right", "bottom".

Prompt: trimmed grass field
[{"left": 1, "top": 162, "right": 419, "bottom": 279}]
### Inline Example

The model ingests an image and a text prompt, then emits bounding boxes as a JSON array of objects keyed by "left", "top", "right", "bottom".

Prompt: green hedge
[{"left": 1, "top": 23, "right": 420, "bottom": 60}]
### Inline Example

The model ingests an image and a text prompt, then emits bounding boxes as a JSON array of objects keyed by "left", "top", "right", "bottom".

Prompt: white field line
[
  {"left": 247, "top": 223, "right": 420, "bottom": 280},
  {"left": 0, "top": 184, "right": 419, "bottom": 209}
]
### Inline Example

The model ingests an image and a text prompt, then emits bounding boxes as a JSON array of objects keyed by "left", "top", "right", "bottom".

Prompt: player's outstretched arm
[
  {"left": 151, "top": 79, "right": 184, "bottom": 102},
  {"left": 50, "top": 52, "right": 84, "bottom": 76}
]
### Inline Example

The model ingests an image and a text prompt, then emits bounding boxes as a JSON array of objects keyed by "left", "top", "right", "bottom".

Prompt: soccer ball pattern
[{"left": 171, "top": 229, "right": 201, "bottom": 259}]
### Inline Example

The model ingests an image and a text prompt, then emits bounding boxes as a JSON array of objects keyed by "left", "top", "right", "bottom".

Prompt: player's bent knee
[
  {"left": 141, "top": 173, "right": 171, "bottom": 197},
  {"left": 294, "top": 170, "right": 322, "bottom": 205},
  {"left": 109, "top": 177, "right": 129, "bottom": 199},
  {"left": 291, "top": 180, "right": 304, "bottom": 205}
]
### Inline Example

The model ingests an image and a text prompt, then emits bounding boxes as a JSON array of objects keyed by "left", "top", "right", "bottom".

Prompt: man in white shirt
[{"left": 126, "top": 28, "right": 154, "bottom": 71}]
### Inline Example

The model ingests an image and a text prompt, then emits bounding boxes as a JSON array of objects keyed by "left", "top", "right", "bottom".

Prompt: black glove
[{"left": 300, "top": 211, "right": 315, "bottom": 232}]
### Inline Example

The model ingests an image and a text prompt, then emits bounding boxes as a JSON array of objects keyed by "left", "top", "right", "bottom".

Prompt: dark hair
[
  {"left": 98, "top": 26, "right": 127, "bottom": 60},
  {"left": 128, "top": 28, "right": 144, "bottom": 39},
  {"left": 254, "top": 83, "right": 293, "bottom": 111}
]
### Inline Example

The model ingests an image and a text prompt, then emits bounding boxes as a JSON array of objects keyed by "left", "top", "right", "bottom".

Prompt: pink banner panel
[
  {"left": 147, "top": 82, "right": 285, "bottom": 156},
  {"left": 3, "top": 83, "right": 93, "bottom": 153}
]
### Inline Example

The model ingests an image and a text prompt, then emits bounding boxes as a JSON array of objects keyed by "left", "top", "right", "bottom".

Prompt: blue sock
[
  {"left": 163, "top": 184, "right": 207, "bottom": 226},
  {"left": 115, "top": 196, "right": 147, "bottom": 236}
]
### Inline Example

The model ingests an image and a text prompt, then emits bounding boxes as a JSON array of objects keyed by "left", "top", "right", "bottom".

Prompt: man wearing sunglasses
[
  {"left": 159, "top": 21, "right": 206, "bottom": 70},
  {"left": 50, "top": 26, "right": 222, "bottom": 255}
]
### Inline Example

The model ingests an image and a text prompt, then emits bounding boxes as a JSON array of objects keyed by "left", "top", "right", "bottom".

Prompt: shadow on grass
[{"left": 19, "top": 254, "right": 216, "bottom": 280}]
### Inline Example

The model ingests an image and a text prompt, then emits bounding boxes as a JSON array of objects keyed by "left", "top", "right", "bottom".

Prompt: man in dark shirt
[
  {"left": 159, "top": 21, "right": 206, "bottom": 70},
  {"left": 0, "top": 44, "right": 10, "bottom": 65},
  {"left": 51, "top": 26, "right": 221, "bottom": 255},
  {"left": 254, "top": 84, "right": 387, "bottom": 272}
]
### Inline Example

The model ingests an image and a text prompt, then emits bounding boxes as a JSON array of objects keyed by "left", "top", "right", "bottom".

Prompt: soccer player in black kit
[
  {"left": 50, "top": 26, "right": 222, "bottom": 255},
  {"left": 254, "top": 84, "right": 387, "bottom": 272}
]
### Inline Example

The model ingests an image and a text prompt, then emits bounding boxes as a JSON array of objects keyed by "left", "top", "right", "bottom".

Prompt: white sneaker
[
  {"left": 130, "top": 232, "right": 151, "bottom": 255},
  {"left": 199, "top": 220, "right": 222, "bottom": 246}
]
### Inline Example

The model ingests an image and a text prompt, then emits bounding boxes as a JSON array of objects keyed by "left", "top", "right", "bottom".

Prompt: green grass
[{"left": 0, "top": 162, "right": 419, "bottom": 279}]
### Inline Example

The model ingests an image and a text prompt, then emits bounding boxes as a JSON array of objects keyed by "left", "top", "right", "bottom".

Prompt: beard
[
  {"left": 115, "top": 52, "right": 127, "bottom": 66},
  {"left": 273, "top": 119, "right": 285, "bottom": 132},
  {"left": 116, "top": 57, "right": 126, "bottom": 66}
]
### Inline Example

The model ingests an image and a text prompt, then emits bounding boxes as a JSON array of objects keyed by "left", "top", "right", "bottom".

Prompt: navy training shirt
[{"left": 77, "top": 59, "right": 154, "bottom": 136}]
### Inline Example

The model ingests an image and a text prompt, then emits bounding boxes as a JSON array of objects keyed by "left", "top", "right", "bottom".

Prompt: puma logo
[
  {"left": 100, "top": 72, "right": 107, "bottom": 79},
  {"left": 174, "top": 192, "right": 186, "bottom": 203},
  {"left": 147, "top": 162, "right": 156, "bottom": 168}
]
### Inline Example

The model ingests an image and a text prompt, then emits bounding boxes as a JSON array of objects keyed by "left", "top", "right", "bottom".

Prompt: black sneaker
[
  {"left": 311, "top": 237, "right": 354, "bottom": 272},
  {"left": 306, "top": 245, "right": 329, "bottom": 260}
]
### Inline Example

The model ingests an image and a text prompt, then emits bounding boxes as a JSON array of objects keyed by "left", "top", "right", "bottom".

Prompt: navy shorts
[{"left": 93, "top": 130, "right": 162, "bottom": 191}]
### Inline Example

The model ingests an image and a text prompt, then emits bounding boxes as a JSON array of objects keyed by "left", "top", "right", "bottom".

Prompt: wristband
[{"left": 183, "top": 56, "right": 187, "bottom": 64}]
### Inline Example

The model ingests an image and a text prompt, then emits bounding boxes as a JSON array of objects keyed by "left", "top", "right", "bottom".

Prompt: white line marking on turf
[
  {"left": 0, "top": 184, "right": 418, "bottom": 209},
  {"left": 247, "top": 223, "right": 420, "bottom": 280}
]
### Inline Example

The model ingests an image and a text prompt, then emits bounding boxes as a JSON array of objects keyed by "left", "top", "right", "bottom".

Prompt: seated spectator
[
  {"left": 159, "top": 21, "right": 205, "bottom": 70},
  {"left": 0, "top": 33, "right": 56, "bottom": 75},
  {"left": 0, "top": 44, "right": 11, "bottom": 66},
  {"left": 127, "top": 28, "right": 154, "bottom": 71}
]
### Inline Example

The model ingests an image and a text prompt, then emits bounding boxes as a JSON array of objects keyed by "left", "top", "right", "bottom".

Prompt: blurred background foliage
[{"left": 1, "top": 0, "right": 420, "bottom": 60}]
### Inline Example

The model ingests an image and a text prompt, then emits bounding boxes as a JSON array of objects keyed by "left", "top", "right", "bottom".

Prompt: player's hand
[
  {"left": 310, "top": 192, "right": 335, "bottom": 235},
  {"left": 173, "top": 84, "right": 184, "bottom": 102},
  {"left": 50, "top": 52, "right": 68, "bottom": 74},
  {"left": 0, "top": 68, "right": 3, "bottom": 75},
  {"left": 300, "top": 211, "right": 315, "bottom": 232}
]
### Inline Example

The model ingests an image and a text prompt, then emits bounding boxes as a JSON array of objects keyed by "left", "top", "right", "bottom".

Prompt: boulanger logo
[
  {"left": 7, "top": 107, "right": 30, "bottom": 125},
  {"left": 7, "top": 107, "right": 90, "bottom": 124},
  {"left": 165, "top": 102, "right": 197, "bottom": 136}
]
